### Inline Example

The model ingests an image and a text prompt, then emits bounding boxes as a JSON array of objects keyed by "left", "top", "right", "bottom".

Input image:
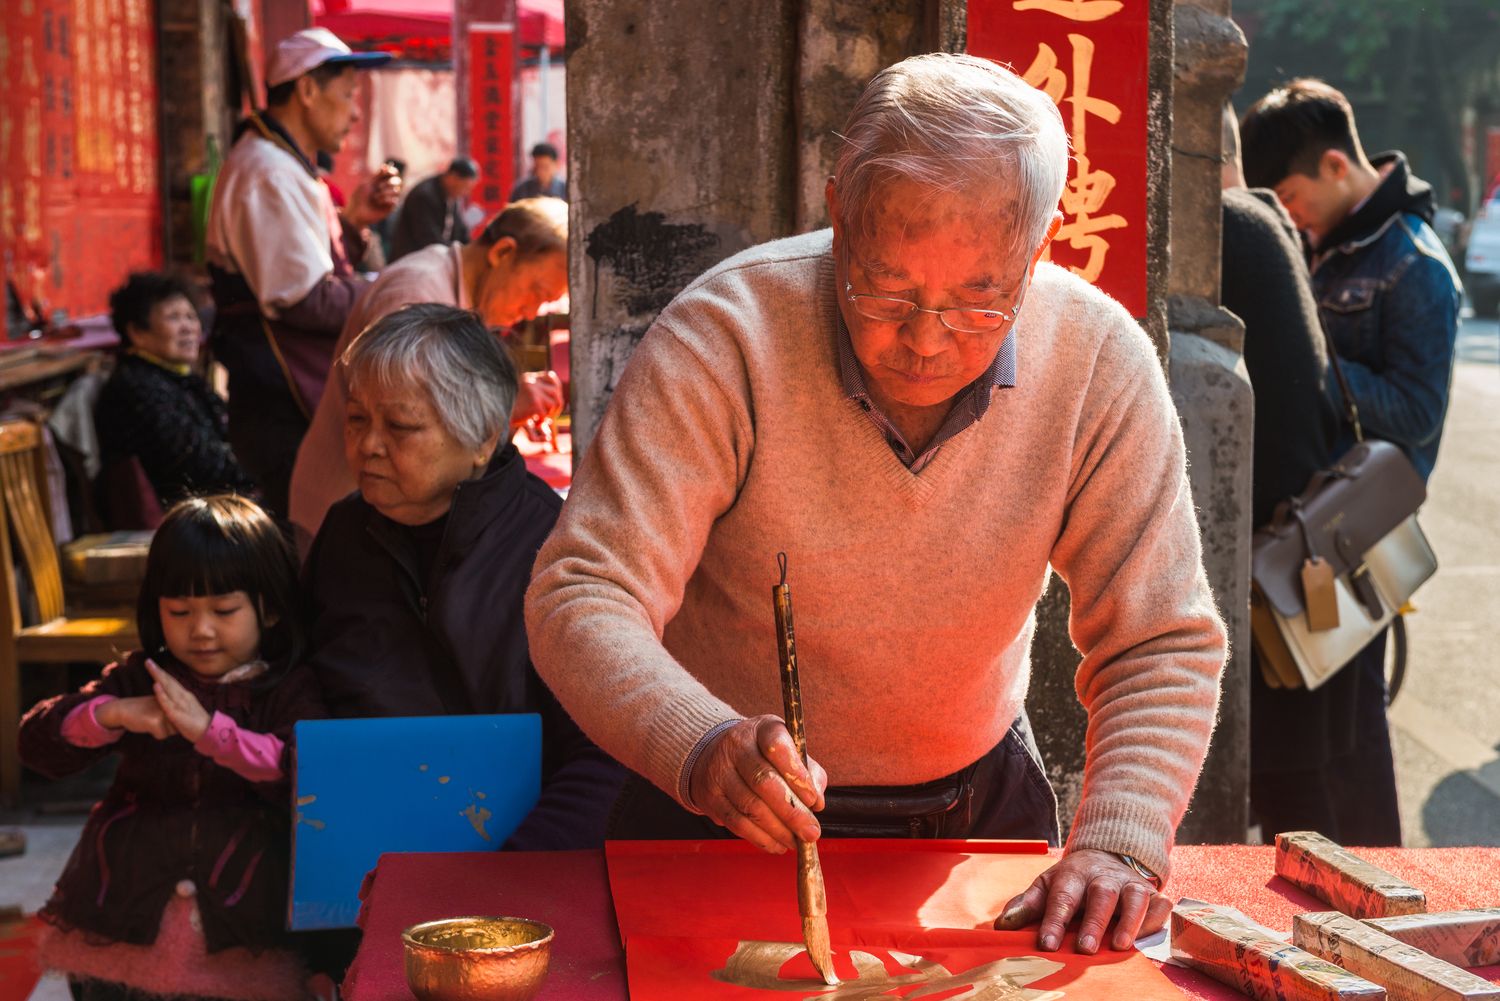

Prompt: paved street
[{"left": 1388, "top": 306, "right": 1500, "bottom": 845}]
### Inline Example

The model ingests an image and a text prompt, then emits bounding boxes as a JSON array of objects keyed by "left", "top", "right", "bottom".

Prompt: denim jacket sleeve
[{"left": 1335, "top": 242, "right": 1458, "bottom": 452}]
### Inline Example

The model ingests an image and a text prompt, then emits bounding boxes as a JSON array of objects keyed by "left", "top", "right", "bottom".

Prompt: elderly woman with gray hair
[
  {"left": 527, "top": 52, "right": 1226, "bottom": 949},
  {"left": 303, "top": 302, "right": 622, "bottom": 849}
]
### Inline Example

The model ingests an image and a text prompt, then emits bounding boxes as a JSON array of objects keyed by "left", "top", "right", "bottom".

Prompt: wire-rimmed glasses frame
[{"left": 841, "top": 245, "right": 1024, "bottom": 335}]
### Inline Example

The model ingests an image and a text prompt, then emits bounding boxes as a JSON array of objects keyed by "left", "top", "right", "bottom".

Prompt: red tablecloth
[
  {"left": 345, "top": 844, "right": 1500, "bottom": 1001},
  {"left": 346, "top": 850, "right": 621, "bottom": 1001}
]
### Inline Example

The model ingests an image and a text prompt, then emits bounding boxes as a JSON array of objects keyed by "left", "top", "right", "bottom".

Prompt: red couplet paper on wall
[
  {"left": 968, "top": 0, "right": 1150, "bottom": 318},
  {"left": 605, "top": 839, "right": 1188, "bottom": 999},
  {"left": 469, "top": 22, "right": 515, "bottom": 217},
  {"left": 0, "top": 0, "right": 161, "bottom": 320}
]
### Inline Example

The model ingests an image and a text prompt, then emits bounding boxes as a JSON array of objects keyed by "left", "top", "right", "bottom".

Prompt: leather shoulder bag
[{"left": 1248, "top": 325, "right": 1438, "bottom": 690}]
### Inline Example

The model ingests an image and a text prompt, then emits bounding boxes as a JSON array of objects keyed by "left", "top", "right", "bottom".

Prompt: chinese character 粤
[{"left": 1018, "top": 21, "right": 1126, "bottom": 283}]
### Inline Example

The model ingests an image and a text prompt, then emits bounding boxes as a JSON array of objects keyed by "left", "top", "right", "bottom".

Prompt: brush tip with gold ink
[{"left": 802, "top": 914, "right": 839, "bottom": 986}]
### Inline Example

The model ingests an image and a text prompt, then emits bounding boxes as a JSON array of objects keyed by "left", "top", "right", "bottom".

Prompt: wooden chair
[
  {"left": 96, "top": 455, "right": 165, "bottom": 531},
  {"left": 0, "top": 420, "right": 139, "bottom": 806}
]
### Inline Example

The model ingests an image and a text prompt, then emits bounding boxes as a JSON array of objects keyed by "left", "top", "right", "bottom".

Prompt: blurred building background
[
  {"left": 1235, "top": 0, "right": 1500, "bottom": 213},
  {"left": 1, "top": 0, "right": 563, "bottom": 325}
]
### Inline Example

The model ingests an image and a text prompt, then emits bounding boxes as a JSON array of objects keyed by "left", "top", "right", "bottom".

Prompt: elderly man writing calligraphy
[{"left": 526, "top": 54, "right": 1226, "bottom": 953}]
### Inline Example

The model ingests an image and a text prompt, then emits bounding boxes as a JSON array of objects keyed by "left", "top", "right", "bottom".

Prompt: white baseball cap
[{"left": 266, "top": 27, "right": 392, "bottom": 88}]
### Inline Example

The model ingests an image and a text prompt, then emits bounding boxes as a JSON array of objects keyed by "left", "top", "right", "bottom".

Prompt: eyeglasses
[
  {"left": 841, "top": 248, "right": 1023, "bottom": 334},
  {"left": 844, "top": 284, "right": 1022, "bottom": 333}
]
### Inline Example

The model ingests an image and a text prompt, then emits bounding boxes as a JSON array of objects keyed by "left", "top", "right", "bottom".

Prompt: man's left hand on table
[{"left": 995, "top": 847, "right": 1172, "bottom": 954}]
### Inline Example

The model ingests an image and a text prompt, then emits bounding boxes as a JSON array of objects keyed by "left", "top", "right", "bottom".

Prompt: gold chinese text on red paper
[
  {"left": 1015, "top": 0, "right": 1128, "bottom": 284},
  {"left": 1013, "top": 0, "right": 1124, "bottom": 22},
  {"left": 711, "top": 940, "right": 1066, "bottom": 999}
]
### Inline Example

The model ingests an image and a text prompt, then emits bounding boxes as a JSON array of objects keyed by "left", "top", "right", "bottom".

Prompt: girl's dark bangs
[{"left": 148, "top": 519, "right": 264, "bottom": 599}]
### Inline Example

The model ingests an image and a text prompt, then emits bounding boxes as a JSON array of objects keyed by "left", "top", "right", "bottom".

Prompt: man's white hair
[{"left": 833, "top": 53, "right": 1069, "bottom": 257}]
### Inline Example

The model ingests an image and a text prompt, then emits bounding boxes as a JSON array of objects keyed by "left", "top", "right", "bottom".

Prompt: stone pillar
[
  {"left": 1010, "top": 0, "right": 1255, "bottom": 848},
  {"left": 1165, "top": 0, "right": 1252, "bottom": 844},
  {"left": 567, "top": 0, "right": 965, "bottom": 454},
  {"left": 1022, "top": 0, "right": 1180, "bottom": 840},
  {"left": 157, "top": 0, "right": 233, "bottom": 268},
  {"left": 792, "top": 1, "right": 965, "bottom": 232},
  {"left": 566, "top": 0, "right": 797, "bottom": 455}
]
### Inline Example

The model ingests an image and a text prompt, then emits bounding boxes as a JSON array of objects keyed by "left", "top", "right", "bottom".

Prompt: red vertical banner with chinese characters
[
  {"left": 0, "top": 0, "right": 159, "bottom": 321},
  {"left": 969, "top": 0, "right": 1149, "bottom": 318},
  {"left": 1, "top": 0, "right": 48, "bottom": 311},
  {"left": 469, "top": 23, "right": 515, "bottom": 218},
  {"left": 65, "top": 0, "right": 161, "bottom": 316}
]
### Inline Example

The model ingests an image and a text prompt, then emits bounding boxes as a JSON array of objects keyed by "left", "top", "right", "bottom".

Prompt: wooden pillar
[
  {"left": 158, "top": 0, "right": 233, "bottom": 269},
  {"left": 258, "top": 0, "right": 309, "bottom": 56}
]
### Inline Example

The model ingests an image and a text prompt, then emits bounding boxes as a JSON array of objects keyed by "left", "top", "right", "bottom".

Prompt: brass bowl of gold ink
[{"left": 403, "top": 916, "right": 554, "bottom": 1001}]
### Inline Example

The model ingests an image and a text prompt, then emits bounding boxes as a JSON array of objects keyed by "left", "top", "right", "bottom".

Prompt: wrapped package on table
[
  {"left": 1294, "top": 911, "right": 1500, "bottom": 1001},
  {"left": 1366, "top": 909, "right": 1500, "bottom": 969},
  {"left": 1276, "top": 831, "right": 1428, "bottom": 918},
  {"left": 1171, "top": 905, "right": 1386, "bottom": 1000}
]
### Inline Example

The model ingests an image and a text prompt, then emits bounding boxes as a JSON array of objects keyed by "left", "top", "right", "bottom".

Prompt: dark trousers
[
  {"left": 1251, "top": 630, "right": 1402, "bottom": 846},
  {"left": 609, "top": 714, "right": 1061, "bottom": 845},
  {"left": 215, "top": 317, "right": 311, "bottom": 521},
  {"left": 225, "top": 400, "right": 305, "bottom": 521}
]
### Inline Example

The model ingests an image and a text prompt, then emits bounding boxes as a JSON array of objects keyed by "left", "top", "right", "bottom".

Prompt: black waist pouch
[{"left": 819, "top": 766, "right": 976, "bottom": 838}]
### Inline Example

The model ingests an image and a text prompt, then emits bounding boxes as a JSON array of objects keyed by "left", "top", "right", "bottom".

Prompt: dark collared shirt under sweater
[{"left": 835, "top": 311, "right": 1017, "bottom": 473}]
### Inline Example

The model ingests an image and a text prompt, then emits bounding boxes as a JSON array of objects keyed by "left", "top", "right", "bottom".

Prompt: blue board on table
[{"left": 290, "top": 714, "right": 541, "bottom": 930}]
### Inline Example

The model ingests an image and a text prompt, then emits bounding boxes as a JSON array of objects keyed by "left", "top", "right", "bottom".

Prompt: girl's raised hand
[
  {"left": 146, "top": 659, "right": 211, "bottom": 743},
  {"left": 95, "top": 695, "right": 178, "bottom": 740}
]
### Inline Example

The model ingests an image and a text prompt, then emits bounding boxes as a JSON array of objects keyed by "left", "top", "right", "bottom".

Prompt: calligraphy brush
[{"left": 773, "top": 552, "right": 839, "bottom": 987}]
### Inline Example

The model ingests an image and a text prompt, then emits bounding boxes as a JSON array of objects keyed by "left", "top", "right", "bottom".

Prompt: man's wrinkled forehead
[
  {"left": 845, "top": 182, "right": 1030, "bottom": 284},
  {"left": 848, "top": 177, "right": 1022, "bottom": 240}
]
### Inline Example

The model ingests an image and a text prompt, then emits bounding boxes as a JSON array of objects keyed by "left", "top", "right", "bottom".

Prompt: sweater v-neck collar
[{"left": 816, "top": 253, "right": 975, "bottom": 507}]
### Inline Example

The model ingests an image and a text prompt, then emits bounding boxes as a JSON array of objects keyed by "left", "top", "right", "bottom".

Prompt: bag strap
[
  {"left": 1288, "top": 500, "right": 1322, "bottom": 560},
  {"left": 1318, "top": 313, "right": 1364, "bottom": 443}
]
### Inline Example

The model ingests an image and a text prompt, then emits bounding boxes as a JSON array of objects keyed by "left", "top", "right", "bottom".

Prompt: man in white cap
[{"left": 205, "top": 27, "right": 398, "bottom": 517}]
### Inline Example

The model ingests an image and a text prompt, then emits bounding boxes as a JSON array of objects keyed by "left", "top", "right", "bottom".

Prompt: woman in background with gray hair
[{"left": 303, "top": 302, "right": 622, "bottom": 850}]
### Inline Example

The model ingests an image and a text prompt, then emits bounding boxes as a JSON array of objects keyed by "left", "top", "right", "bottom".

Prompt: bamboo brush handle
[
  {"left": 773, "top": 553, "right": 808, "bottom": 763},
  {"left": 798, "top": 841, "right": 829, "bottom": 917}
]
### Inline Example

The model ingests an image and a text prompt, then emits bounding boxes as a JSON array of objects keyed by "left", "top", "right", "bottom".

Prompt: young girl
[{"left": 19, "top": 495, "right": 323, "bottom": 1001}]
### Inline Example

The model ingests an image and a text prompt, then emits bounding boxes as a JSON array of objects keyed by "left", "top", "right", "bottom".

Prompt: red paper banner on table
[
  {"left": 0, "top": 0, "right": 160, "bottom": 321},
  {"left": 605, "top": 840, "right": 1186, "bottom": 1000},
  {"left": 468, "top": 22, "right": 515, "bottom": 216},
  {"left": 968, "top": 0, "right": 1150, "bottom": 318}
]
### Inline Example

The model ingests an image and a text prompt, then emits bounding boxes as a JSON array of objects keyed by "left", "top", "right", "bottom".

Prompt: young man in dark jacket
[
  {"left": 1239, "top": 79, "right": 1462, "bottom": 845},
  {"left": 1241, "top": 78, "right": 1462, "bottom": 482}
]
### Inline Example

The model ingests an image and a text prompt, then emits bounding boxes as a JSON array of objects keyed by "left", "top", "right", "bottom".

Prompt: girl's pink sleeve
[
  {"left": 60, "top": 696, "right": 124, "bottom": 748},
  {"left": 193, "top": 712, "right": 285, "bottom": 783}
]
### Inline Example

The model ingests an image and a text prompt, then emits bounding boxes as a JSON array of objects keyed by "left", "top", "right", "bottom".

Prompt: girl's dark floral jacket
[{"left": 18, "top": 652, "right": 325, "bottom": 952}]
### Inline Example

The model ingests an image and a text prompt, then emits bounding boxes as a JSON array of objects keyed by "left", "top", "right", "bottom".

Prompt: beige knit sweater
[{"left": 525, "top": 230, "right": 1226, "bottom": 875}]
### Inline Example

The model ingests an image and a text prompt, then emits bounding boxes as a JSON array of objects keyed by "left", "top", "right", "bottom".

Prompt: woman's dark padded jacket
[{"left": 302, "top": 443, "right": 623, "bottom": 851}]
